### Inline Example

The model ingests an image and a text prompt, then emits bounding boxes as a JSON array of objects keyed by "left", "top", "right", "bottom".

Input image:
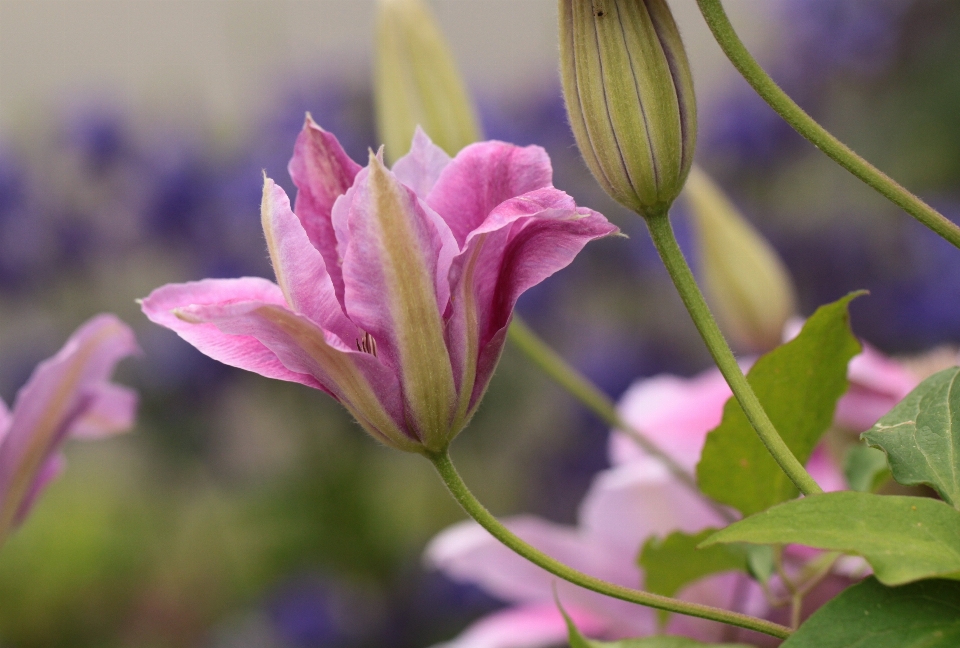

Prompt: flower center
[{"left": 356, "top": 331, "right": 378, "bottom": 357}]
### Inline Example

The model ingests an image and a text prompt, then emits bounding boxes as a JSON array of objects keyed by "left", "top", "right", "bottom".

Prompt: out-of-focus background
[{"left": 0, "top": 1, "right": 958, "bottom": 646}]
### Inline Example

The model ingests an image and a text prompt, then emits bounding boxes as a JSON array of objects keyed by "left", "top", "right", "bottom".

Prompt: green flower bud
[
  {"left": 685, "top": 166, "right": 798, "bottom": 352},
  {"left": 375, "top": 0, "right": 482, "bottom": 164},
  {"left": 559, "top": 0, "right": 696, "bottom": 219}
]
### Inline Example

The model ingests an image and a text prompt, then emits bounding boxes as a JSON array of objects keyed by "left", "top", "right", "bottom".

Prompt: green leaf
[
  {"left": 701, "top": 491, "right": 960, "bottom": 586},
  {"left": 781, "top": 577, "right": 960, "bottom": 647},
  {"left": 862, "top": 366, "right": 960, "bottom": 508},
  {"left": 639, "top": 529, "right": 748, "bottom": 625},
  {"left": 562, "top": 602, "right": 752, "bottom": 647},
  {"left": 697, "top": 293, "right": 863, "bottom": 516},
  {"left": 843, "top": 444, "right": 890, "bottom": 493}
]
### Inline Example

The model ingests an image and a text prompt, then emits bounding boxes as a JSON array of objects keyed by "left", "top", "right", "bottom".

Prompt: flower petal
[
  {"left": 425, "top": 515, "right": 654, "bottom": 638},
  {"left": 12, "top": 454, "right": 64, "bottom": 527},
  {"left": 431, "top": 603, "right": 608, "bottom": 648},
  {"left": 427, "top": 141, "right": 554, "bottom": 246},
  {"left": 141, "top": 278, "right": 324, "bottom": 390},
  {"left": 447, "top": 189, "right": 617, "bottom": 416},
  {"left": 176, "top": 299, "right": 414, "bottom": 451},
  {"left": 806, "top": 444, "right": 847, "bottom": 493},
  {"left": 261, "top": 176, "right": 359, "bottom": 344},
  {"left": 609, "top": 367, "right": 734, "bottom": 470},
  {"left": 0, "top": 399, "right": 10, "bottom": 444},
  {"left": 427, "top": 515, "right": 630, "bottom": 600},
  {"left": 69, "top": 383, "right": 138, "bottom": 439},
  {"left": 392, "top": 127, "right": 452, "bottom": 198},
  {"left": 578, "top": 458, "right": 727, "bottom": 559},
  {"left": 0, "top": 314, "right": 138, "bottom": 539},
  {"left": 337, "top": 154, "right": 458, "bottom": 446},
  {"left": 835, "top": 344, "right": 917, "bottom": 431},
  {"left": 288, "top": 115, "right": 362, "bottom": 301},
  {"left": 667, "top": 573, "right": 769, "bottom": 643}
]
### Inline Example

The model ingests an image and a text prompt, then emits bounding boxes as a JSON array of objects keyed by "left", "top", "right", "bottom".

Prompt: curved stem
[
  {"left": 645, "top": 212, "right": 823, "bottom": 497},
  {"left": 427, "top": 449, "right": 792, "bottom": 639},
  {"left": 695, "top": 0, "right": 960, "bottom": 250},
  {"left": 508, "top": 318, "right": 735, "bottom": 523}
]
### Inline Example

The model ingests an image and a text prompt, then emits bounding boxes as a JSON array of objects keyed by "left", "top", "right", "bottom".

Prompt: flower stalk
[
  {"left": 427, "top": 448, "right": 792, "bottom": 639},
  {"left": 695, "top": 0, "right": 960, "bottom": 250},
  {"left": 508, "top": 316, "right": 735, "bottom": 523},
  {"left": 645, "top": 210, "right": 823, "bottom": 497}
]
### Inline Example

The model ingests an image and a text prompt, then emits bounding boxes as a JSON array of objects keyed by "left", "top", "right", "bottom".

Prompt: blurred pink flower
[
  {"left": 0, "top": 314, "right": 138, "bottom": 545},
  {"left": 834, "top": 344, "right": 918, "bottom": 432},
  {"left": 142, "top": 119, "right": 616, "bottom": 453},
  {"left": 425, "top": 365, "right": 767, "bottom": 647},
  {"left": 426, "top": 341, "right": 917, "bottom": 647}
]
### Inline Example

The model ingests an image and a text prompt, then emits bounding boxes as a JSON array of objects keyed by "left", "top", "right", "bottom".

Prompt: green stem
[
  {"left": 509, "top": 318, "right": 736, "bottom": 522},
  {"left": 645, "top": 212, "right": 823, "bottom": 497},
  {"left": 427, "top": 449, "right": 792, "bottom": 639},
  {"left": 696, "top": 0, "right": 960, "bottom": 250}
]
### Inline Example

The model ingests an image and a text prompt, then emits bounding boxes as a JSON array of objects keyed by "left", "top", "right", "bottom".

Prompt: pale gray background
[{"left": 0, "top": 0, "right": 777, "bottom": 141}]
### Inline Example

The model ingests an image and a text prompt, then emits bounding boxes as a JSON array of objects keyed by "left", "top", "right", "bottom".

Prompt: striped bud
[
  {"left": 685, "top": 167, "right": 798, "bottom": 352},
  {"left": 375, "top": 0, "right": 482, "bottom": 164},
  {"left": 559, "top": 0, "right": 696, "bottom": 219}
]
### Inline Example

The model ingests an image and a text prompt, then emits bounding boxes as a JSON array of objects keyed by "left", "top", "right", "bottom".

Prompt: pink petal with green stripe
[
  {"left": 337, "top": 154, "right": 458, "bottom": 447},
  {"left": 142, "top": 278, "right": 325, "bottom": 391},
  {"left": 174, "top": 300, "right": 412, "bottom": 451},
  {"left": 288, "top": 115, "right": 362, "bottom": 301}
]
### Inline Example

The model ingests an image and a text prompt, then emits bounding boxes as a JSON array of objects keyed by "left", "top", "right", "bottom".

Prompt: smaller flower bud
[
  {"left": 685, "top": 166, "right": 798, "bottom": 353},
  {"left": 375, "top": 0, "right": 482, "bottom": 164},
  {"left": 559, "top": 0, "right": 696, "bottom": 219}
]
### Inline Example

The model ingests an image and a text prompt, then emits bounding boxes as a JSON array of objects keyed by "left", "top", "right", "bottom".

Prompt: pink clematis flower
[
  {"left": 0, "top": 314, "right": 139, "bottom": 546},
  {"left": 425, "top": 341, "right": 920, "bottom": 648},
  {"left": 141, "top": 118, "right": 617, "bottom": 453}
]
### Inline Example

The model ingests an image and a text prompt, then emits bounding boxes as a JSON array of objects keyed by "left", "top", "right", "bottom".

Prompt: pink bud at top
[{"left": 142, "top": 119, "right": 617, "bottom": 453}]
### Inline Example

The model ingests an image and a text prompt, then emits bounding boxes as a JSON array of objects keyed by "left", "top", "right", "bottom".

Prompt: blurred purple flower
[
  {"left": 268, "top": 579, "right": 349, "bottom": 647},
  {"left": 780, "top": 0, "right": 912, "bottom": 82},
  {"left": 62, "top": 107, "right": 133, "bottom": 176}
]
